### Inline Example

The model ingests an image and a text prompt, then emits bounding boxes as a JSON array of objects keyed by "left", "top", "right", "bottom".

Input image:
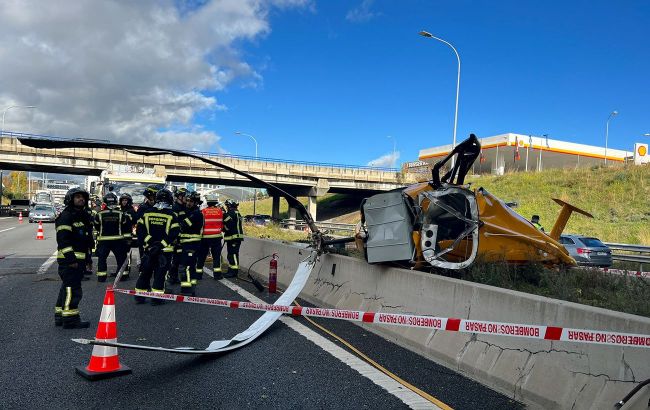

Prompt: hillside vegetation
[
  {"left": 239, "top": 165, "right": 649, "bottom": 244},
  {"left": 467, "top": 165, "right": 650, "bottom": 245}
]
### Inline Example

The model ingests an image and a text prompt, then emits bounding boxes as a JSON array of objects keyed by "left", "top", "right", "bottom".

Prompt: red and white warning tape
[
  {"left": 597, "top": 267, "right": 650, "bottom": 279},
  {"left": 113, "top": 288, "right": 650, "bottom": 349}
]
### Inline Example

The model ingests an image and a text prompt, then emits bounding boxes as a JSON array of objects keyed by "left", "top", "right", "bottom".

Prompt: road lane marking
[
  {"left": 37, "top": 250, "right": 59, "bottom": 274},
  {"left": 0, "top": 217, "right": 12, "bottom": 220},
  {"left": 212, "top": 270, "right": 442, "bottom": 410},
  {"left": 0, "top": 227, "right": 16, "bottom": 234}
]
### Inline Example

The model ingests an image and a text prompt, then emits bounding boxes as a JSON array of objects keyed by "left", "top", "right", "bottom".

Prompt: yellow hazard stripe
[{"left": 57, "top": 225, "right": 72, "bottom": 232}]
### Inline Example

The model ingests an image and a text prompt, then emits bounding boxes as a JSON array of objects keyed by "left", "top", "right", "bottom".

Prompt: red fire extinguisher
[{"left": 269, "top": 253, "right": 278, "bottom": 294}]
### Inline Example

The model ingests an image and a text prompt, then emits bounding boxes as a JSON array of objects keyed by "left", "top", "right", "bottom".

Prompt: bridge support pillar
[
  {"left": 271, "top": 195, "right": 280, "bottom": 220},
  {"left": 288, "top": 206, "right": 297, "bottom": 230},
  {"left": 307, "top": 196, "right": 317, "bottom": 221}
]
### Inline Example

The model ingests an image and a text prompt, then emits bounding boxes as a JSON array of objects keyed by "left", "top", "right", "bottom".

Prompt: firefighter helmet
[
  {"left": 155, "top": 189, "right": 174, "bottom": 205},
  {"left": 64, "top": 187, "right": 90, "bottom": 207},
  {"left": 143, "top": 185, "right": 159, "bottom": 199},
  {"left": 103, "top": 192, "right": 119, "bottom": 208},
  {"left": 119, "top": 192, "right": 133, "bottom": 206},
  {"left": 225, "top": 199, "right": 239, "bottom": 208},
  {"left": 174, "top": 187, "right": 188, "bottom": 198},
  {"left": 186, "top": 191, "right": 202, "bottom": 206},
  {"left": 205, "top": 194, "right": 219, "bottom": 206}
]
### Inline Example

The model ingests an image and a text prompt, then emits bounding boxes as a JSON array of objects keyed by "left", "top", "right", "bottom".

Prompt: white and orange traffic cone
[
  {"left": 75, "top": 287, "right": 131, "bottom": 381},
  {"left": 18, "top": 212, "right": 23, "bottom": 224},
  {"left": 36, "top": 221, "right": 44, "bottom": 240}
]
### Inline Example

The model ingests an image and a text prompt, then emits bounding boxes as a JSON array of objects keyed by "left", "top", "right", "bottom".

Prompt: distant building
[{"left": 418, "top": 133, "right": 635, "bottom": 175}]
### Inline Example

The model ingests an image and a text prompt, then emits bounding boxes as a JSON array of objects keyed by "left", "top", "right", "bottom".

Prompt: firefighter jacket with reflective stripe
[
  {"left": 137, "top": 207, "right": 180, "bottom": 252},
  {"left": 179, "top": 207, "right": 204, "bottom": 244},
  {"left": 135, "top": 202, "right": 153, "bottom": 246},
  {"left": 121, "top": 205, "right": 137, "bottom": 239},
  {"left": 202, "top": 206, "right": 223, "bottom": 238},
  {"left": 94, "top": 208, "right": 132, "bottom": 241},
  {"left": 223, "top": 209, "right": 244, "bottom": 241},
  {"left": 56, "top": 207, "right": 94, "bottom": 264}
]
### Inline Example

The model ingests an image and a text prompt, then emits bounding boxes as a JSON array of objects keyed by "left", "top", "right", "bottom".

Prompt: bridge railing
[{"left": 1, "top": 131, "right": 399, "bottom": 172}]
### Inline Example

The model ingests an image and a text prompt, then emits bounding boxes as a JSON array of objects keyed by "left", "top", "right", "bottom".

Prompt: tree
[{"left": 3, "top": 171, "right": 28, "bottom": 200}]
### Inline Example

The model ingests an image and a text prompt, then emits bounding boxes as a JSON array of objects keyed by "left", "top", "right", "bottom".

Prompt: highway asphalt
[{"left": 0, "top": 215, "right": 522, "bottom": 409}]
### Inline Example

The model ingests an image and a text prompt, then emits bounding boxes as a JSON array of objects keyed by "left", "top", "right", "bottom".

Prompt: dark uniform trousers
[
  {"left": 96, "top": 240, "right": 129, "bottom": 280},
  {"left": 226, "top": 239, "right": 242, "bottom": 276},
  {"left": 55, "top": 263, "right": 85, "bottom": 323},
  {"left": 196, "top": 237, "right": 223, "bottom": 278},
  {"left": 136, "top": 249, "right": 172, "bottom": 295},
  {"left": 179, "top": 244, "right": 200, "bottom": 292}
]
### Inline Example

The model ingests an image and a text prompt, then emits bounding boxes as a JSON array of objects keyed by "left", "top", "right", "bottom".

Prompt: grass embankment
[
  {"left": 467, "top": 165, "right": 650, "bottom": 244},
  {"left": 237, "top": 193, "right": 363, "bottom": 222},
  {"left": 461, "top": 261, "right": 650, "bottom": 317}
]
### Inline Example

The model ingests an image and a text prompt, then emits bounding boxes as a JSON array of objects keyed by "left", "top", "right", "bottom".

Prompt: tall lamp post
[
  {"left": 419, "top": 30, "right": 461, "bottom": 168},
  {"left": 235, "top": 131, "right": 259, "bottom": 215},
  {"left": 605, "top": 110, "right": 618, "bottom": 165},
  {"left": 1, "top": 105, "right": 36, "bottom": 203}
]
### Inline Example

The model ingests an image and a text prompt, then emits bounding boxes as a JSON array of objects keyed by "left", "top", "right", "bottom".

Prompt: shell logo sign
[{"left": 634, "top": 143, "right": 649, "bottom": 165}]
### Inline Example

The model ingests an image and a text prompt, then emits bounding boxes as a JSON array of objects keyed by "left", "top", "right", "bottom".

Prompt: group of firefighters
[{"left": 53, "top": 185, "right": 244, "bottom": 329}]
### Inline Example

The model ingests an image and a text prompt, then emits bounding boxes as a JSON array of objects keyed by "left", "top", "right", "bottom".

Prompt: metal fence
[
  {"left": 280, "top": 220, "right": 356, "bottom": 233},
  {"left": 604, "top": 243, "right": 650, "bottom": 265}
]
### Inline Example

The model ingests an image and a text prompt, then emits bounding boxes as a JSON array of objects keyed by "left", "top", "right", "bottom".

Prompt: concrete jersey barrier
[{"left": 239, "top": 237, "right": 650, "bottom": 410}]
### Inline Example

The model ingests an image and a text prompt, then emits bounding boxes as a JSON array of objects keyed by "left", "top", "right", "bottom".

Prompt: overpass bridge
[{"left": 0, "top": 132, "right": 413, "bottom": 219}]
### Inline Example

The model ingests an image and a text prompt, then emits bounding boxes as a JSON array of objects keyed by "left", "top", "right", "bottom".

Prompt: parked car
[
  {"left": 244, "top": 214, "right": 273, "bottom": 226},
  {"left": 9, "top": 199, "right": 31, "bottom": 217},
  {"left": 560, "top": 234, "right": 612, "bottom": 267},
  {"left": 29, "top": 204, "right": 57, "bottom": 223}
]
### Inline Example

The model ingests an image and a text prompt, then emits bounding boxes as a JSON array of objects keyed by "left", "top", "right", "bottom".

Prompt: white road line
[
  {"left": 37, "top": 250, "right": 59, "bottom": 275},
  {"left": 0, "top": 217, "right": 12, "bottom": 220},
  {"left": 0, "top": 227, "right": 16, "bottom": 234},
  {"left": 209, "top": 268, "right": 440, "bottom": 410}
]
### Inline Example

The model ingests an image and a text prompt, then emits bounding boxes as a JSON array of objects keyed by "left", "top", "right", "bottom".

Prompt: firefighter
[
  {"left": 178, "top": 191, "right": 204, "bottom": 295},
  {"left": 134, "top": 189, "right": 179, "bottom": 305},
  {"left": 196, "top": 195, "right": 224, "bottom": 280},
  {"left": 120, "top": 192, "right": 137, "bottom": 272},
  {"left": 135, "top": 185, "right": 159, "bottom": 265},
  {"left": 54, "top": 187, "right": 94, "bottom": 329},
  {"left": 94, "top": 192, "right": 132, "bottom": 282},
  {"left": 167, "top": 187, "right": 188, "bottom": 285},
  {"left": 223, "top": 199, "right": 244, "bottom": 278}
]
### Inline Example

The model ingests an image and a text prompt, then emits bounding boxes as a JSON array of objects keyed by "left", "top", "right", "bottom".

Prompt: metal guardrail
[
  {"left": 604, "top": 242, "right": 650, "bottom": 264},
  {"left": 281, "top": 219, "right": 356, "bottom": 232},
  {"left": 0, "top": 205, "right": 10, "bottom": 216},
  {"left": 1, "top": 130, "right": 399, "bottom": 172}
]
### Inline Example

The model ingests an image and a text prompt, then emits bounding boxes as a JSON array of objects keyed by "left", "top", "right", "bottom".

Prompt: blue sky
[{"left": 198, "top": 0, "right": 650, "bottom": 167}]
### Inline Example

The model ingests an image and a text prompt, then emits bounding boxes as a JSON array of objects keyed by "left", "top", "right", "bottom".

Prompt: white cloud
[
  {"left": 0, "top": 0, "right": 308, "bottom": 151},
  {"left": 367, "top": 151, "right": 400, "bottom": 168},
  {"left": 346, "top": 0, "right": 379, "bottom": 23}
]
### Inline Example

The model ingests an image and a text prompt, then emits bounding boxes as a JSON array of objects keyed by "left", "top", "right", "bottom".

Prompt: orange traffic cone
[
  {"left": 18, "top": 212, "right": 23, "bottom": 224},
  {"left": 36, "top": 221, "right": 44, "bottom": 240},
  {"left": 75, "top": 287, "right": 131, "bottom": 380}
]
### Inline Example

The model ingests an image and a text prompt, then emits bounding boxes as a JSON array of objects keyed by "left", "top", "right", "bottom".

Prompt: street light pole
[
  {"left": 1, "top": 105, "right": 36, "bottom": 204},
  {"left": 419, "top": 30, "right": 461, "bottom": 168},
  {"left": 235, "top": 131, "right": 259, "bottom": 215},
  {"left": 605, "top": 110, "right": 618, "bottom": 165}
]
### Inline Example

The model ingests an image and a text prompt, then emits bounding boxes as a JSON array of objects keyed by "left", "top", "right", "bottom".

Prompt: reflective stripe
[
  {"left": 74, "top": 252, "right": 86, "bottom": 260},
  {"left": 171, "top": 223, "right": 180, "bottom": 229},
  {"left": 135, "top": 288, "right": 149, "bottom": 292},
  {"left": 144, "top": 234, "right": 152, "bottom": 243},
  {"left": 97, "top": 271, "right": 107, "bottom": 277},
  {"left": 184, "top": 217, "right": 192, "bottom": 227},
  {"left": 55, "top": 307, "right": 62, "bottom": 313},
  {"left": 191, "top": 279, "right": 198, "bottom": 285},
  {"left": 161, "top": 240, "right": 169, "bottom": 248},
  {"left": 214, "top": 267, "right": 222, "bottom": 273},
  {"left": 151, "top": 289, "right": 165, "bottom": 294},
  {"left": 64, "top": 287, "right": 72, "bottom": 311},
  {"left": 99, "top": 304, "right": 115, "bottom": 322},
  {"left": 202, "top": 233, "right": 223, "bottom": 238},
  {"left": 56, "top": 225, "right": 72, "bottom": 232},
  {"left": 163, "top": 247, "right": 174, "bottom": 252},
  {"left": 97, "top": 235, "right": 124, "bottom": 241},
  {"left": 61, "top": 309, "right": 80, "bottom": 317},
  {"left": 61, "top": 246, "right": 74, "bottom": 254},
  {"left": 224, "top": 216, "right": 232, "bottom": 222},
  {"left": 90, "top": 340, "right": 118, "bottom": 357}
]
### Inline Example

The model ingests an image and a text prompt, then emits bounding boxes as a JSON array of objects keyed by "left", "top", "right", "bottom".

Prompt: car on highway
[
  {"left": 559, "top": 234, "right": 612, "bottom": 267},
  {"left": 29, "top": 204, "right": 57, "bottom": 223},
  {"left": 9, "top": 199, "right": 31, "bottom": 217}
]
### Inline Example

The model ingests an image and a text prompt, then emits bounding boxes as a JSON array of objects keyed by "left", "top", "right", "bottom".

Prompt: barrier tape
[
  {"left": 113, "top": 288, "right": 650, "bottom": 349},
  {"left": 597, "top": 267, "right": 650, "bottom": 279}
]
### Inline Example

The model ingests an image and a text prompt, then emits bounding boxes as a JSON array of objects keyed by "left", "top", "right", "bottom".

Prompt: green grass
[{"left": 467, "top": 165, "right": 650, "bottom": 244}]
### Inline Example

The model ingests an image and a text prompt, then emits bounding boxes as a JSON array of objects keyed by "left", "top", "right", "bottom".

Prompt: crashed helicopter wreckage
[
  {"left": 18, "top": 135, "right": 332, "bottom": 355},
  {"left": 351, "top": 134, "right": 593, "bottom": 270}
]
